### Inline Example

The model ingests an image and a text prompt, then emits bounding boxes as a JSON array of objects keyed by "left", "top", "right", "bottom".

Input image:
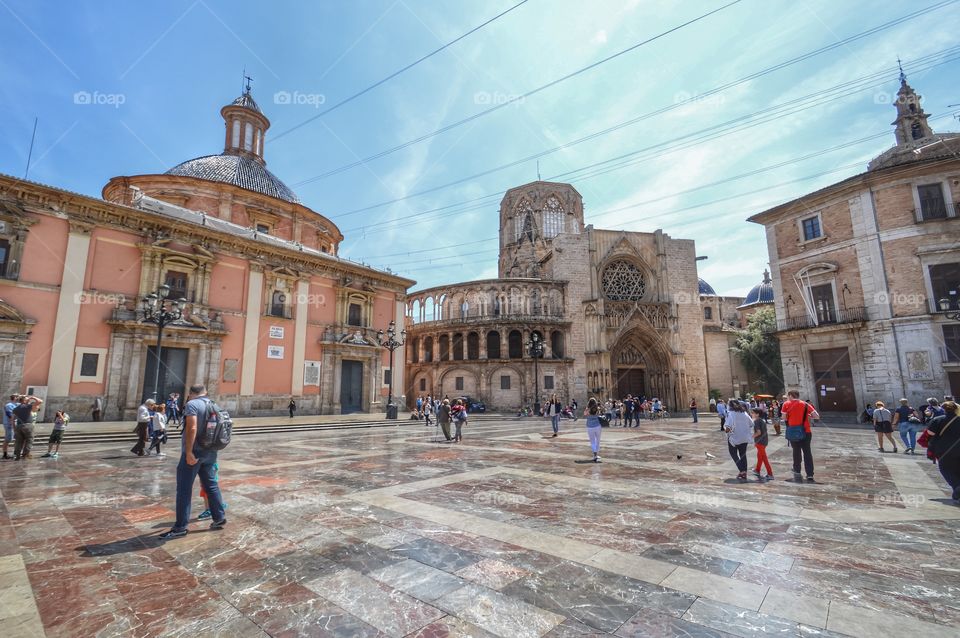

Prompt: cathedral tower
[
  {"left": 497, "top": 181, "right": 584, "bottom": 278},
  {"left": 891, "top": 66, "right": 933, "bottom": 145}
]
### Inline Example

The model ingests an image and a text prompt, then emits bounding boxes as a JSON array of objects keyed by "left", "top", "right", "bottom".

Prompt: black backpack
[{"left": 196, "top": 398, "right": 232, "bottom": 450}]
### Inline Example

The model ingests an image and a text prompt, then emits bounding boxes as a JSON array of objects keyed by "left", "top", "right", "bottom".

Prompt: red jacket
[{"left": 782, "top": 399, "right": 817, "bottom": 433}]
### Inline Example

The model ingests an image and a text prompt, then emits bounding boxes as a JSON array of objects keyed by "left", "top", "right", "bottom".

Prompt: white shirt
[
  {"left": 137, "top": 404, "right": 151, "bottom": 423},
  {"left": 726, "top": 411, "right": 754, "bottom": 446}
]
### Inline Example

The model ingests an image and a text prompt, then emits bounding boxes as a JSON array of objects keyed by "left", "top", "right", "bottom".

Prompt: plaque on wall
[
  {"left": 267, "top": 345, "right": 284, "bottom": 359},
  {"left": 304, "top": 360, "right": 321, "bottom": 386},
  {"left": 269, "top": 326, "right": 284, "bottom": 339},
  {"left": 905, "top": 350, "right": 932, "bottom": 380},
  {"left": 223, "top": 359, "right": 239, "bottom": 382}
]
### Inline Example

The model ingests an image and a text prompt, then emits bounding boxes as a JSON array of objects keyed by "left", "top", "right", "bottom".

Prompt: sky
[{"left": 1, "top": 0, "right": 959, "bottom": 296}]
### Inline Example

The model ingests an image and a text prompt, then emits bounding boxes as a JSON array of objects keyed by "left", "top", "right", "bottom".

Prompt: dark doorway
[
  {"left": 486, "top": 331, "right": 501, "bottom": 359},
  {"left": 948, "top": 371, "right": 960, "bottom": 400},
  {"left": 144, "top": 346, "right": 188, "bottom": 403},
  {"left": 340, "top": 360, "right": 363, "bottom": 413},
  {"left": 616, "top": 368, "right": 645, "bottom": 400},
  {"left": 810, "top": 348, "right": 856, "bottom": 412},
  {"left": 508, "top": 330, "right": 523, "bottom": 358},
  {"left": 810, "top": 284, "right": 836, "bottom": 324}
]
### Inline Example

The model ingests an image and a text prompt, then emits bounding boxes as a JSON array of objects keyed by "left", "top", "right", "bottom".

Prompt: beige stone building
[
  {"left": 748, "top": 74, "right": 960, "bottom": 413},
  {"left": 404, "top": 180, "right": 752, "bottom": 411}
]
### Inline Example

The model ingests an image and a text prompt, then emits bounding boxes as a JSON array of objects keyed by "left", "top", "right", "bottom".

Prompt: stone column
[
  {"left": 47, "top": 221, "right": 93, "bottom": 396},
  {"left": 291, "top": 279, "right": 310, "bottom": 396},
  {"left": 240, "top": 264, "right": 264, "bottom": 396}
]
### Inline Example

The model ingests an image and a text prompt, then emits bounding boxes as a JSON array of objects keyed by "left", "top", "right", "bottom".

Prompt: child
[
  {"left": 751, "top": 408, "right": 773, "bottom": 481},
  {"left": 42, "top": 410, "right": 70, "bottom": 458},
  {"left": 198, "top": 461, "right": 228, "bottom": 520},
  {"left": 149, "top": 403, "right": 167, "bottom": 456}
]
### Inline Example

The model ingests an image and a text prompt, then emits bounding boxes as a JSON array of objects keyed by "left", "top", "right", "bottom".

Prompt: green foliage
[
  {"left": 709, "top": 388, "right": 722, "bottom": 401},
  {"left": 733, "top": 307, "right": 783, "bottom": 395}
]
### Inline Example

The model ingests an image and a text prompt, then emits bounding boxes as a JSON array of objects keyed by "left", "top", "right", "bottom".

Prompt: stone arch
[
  {"left": 422, "top": 335, "right": 434, "bottom": 362},
  {"left": 610, "top": 325, "right": 675, "bottom": 406},
  {"left": 467, "top": 332, "right": 480, "bottom": 360},
  {"left": 486, "top": 330, "right": 501, "bottom": 359},
  {"left": 439, "top": 367, "right": 480, "bottom": 399},
  {"left": 508, "top": 329, "right": 523, "bottom": 359},
  {"left": 487, "top": 364, "right": 525, "bottom": 410}
]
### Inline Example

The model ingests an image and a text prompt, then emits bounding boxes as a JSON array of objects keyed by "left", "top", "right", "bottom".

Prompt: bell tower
[
  {"left": 497, "top": 181, "right": 584, "bottom": 279},
  {"left": 221, "top": 75, "right": 271, "bottom": 164},
  {"left": 891, "top": 63, "right": 933, "bottom": 145}
]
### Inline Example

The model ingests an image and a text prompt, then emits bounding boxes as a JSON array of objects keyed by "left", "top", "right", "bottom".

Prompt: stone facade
[
  {"left": 405, "top": 180, "right": 752, "bottom": 411},
  {"left": 749, "top": 76, "right": 960, "bottom": 412}
]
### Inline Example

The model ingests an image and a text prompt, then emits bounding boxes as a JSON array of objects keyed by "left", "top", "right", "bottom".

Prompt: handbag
[
  {"left": 785, "top": 403, "right": 809, "bottom": 442},
  {"left": 598, "top": 414, "right": 610, "bottom": 427}
]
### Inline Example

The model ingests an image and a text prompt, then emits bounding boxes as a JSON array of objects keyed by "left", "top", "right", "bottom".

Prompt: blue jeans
[
  {"left": 173, "top": 447, "right": 225, "bottom": 531},
  {"left": 898, "top": 422, "right": 918, "bottom": 449},
  {"left": 551, "top": 414, "right": 560, "bottom": 433},
  {"left": 691, "top": 409, "right": 698, "bottom": 423}
]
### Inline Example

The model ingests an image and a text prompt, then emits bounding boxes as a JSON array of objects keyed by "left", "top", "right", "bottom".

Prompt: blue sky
[{"left": 1, "top": 0, "right": 958, "bottom": 296}]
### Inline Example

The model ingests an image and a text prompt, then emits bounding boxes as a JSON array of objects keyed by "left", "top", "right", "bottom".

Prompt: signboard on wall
[
  {"left": 906, "top": 351, "right": 932, "bottom": 380},
  {"left": 269, "top": 326, "right": 284, "bottom": 339},
  {"left": 267, "top": 345, "right": 284, "bottom": 359},
  {"left": 304, "top": 361, "right": 321, "bottom": 386}
]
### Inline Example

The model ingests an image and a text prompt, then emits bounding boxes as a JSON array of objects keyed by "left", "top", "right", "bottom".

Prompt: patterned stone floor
[{"left": 1, "top": 416, "right": 959, "bottom": 637}]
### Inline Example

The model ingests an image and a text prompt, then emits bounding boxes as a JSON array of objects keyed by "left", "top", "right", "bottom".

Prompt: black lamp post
[
  {"left": 526, "top": 331, "right": 544, "bottom": 414},
  {"left": 140, "top": 284, "right": 186, "bottom": 402},
  {"left": 938, "top": 295, "right": 960, "bottom": 321},
  {"left": 377, "top": 320, "right": 406, "bottom": 419}
]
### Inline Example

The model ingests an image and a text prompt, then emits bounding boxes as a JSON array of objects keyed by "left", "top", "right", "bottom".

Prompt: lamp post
[
  {"left": 139, "top": 284, "right": 186, "bottom": 402},
  {"left": 526, "top": 331, "right": 544, "bottom": 414},
  {"left": 377, "top": 320, "right": 406, "bottom": 419},
  {"left": 938, "top": 296, "right": 960, "bottom": 322}
]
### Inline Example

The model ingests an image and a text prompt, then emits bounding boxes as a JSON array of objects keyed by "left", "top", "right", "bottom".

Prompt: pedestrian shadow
[
  {"left": 77, "top": 533, "right": 164, "bottom": 557},
  {"left": 928, "top": 497, "right": 960, "bottom": 506}
]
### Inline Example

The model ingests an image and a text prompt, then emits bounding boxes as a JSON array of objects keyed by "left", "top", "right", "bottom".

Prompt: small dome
[
  {"left": 698, "top": 278, "right": 716, "bottom": 295},
  {"left": 230, "top": 92, "right": 262, "bottom": 114},
  {"left": 166, "top": 154, "right": 300, "bottom": 203},
  {"left": 739, "top": 270, "right": 774, "bottom": 308},
  {"left": 868, "top": 133, "right": 960, "bottom": 171}
]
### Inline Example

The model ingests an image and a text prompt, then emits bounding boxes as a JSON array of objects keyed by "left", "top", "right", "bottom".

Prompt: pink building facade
[{"left": 0, "top": 89, "right": 412, "bottom": 420}]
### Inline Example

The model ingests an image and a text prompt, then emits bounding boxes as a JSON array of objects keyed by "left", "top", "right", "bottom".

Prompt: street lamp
[
  {"left": 526, "top": 331, "right": 544, "bottom": 414},
  {"left": 140, "top": 283, "right": 186, "bottom": 402},
  {"left": 376, "top": 320, "right": 406, "bottom": 419},
  {"left": 938, "top": 296, "right": 960, "bottom": 321}
]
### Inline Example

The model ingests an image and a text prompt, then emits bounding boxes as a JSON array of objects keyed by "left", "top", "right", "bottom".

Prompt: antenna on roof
[
  {"left": 536, "top": 160, "right": 541, "bottom": 181},
  {"left": 24, "top": 117, "right": 38, "bottom": 179},
  {"left": 897, "top": 56, "right": 906, "bottom": 83}
]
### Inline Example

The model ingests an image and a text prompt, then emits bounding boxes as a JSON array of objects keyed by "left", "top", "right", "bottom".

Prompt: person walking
[
  {"left": 451, "top": 399, "right": 467, "bottom": 442},
  {"left": 131, "top": 399, "right": 154, "bottom": 456},
  {"left": 751, "top": 407, "right": 772, "bottom": 481},
  {"left": 41, "top": 410, "right": 70, "bottom": 459},
  {"left": 159, "top": 384, "right": 227, "bottom": 540},
  {"left": 91, "top": 396, "right": 103, "bottom": 422},
  {"left": 288, "top": 397, "right": 297, "bottom": 418},
  {"left": 12, "top": 394, "right": 43, "bottom": 460},
  {"left": 770, "top": 398, "right": 782, "bottom": 436},
  {"left": 892, "top": 398, "right": 919, "bottom": 454},
  {"left": 438, "top": 398, "right": 452, "bottom": 441},
  {"left": 584, "top": 397, "right": 603, "bottom": 462},
  {"left": 924, "top": 401, "right": 960, "bottom": 503},
  {"left": 3, "top": 395, "right": 18, "bottom": 460},
  {"left": 545, "top": 394, "right": 562, "bottom": 437},
  {"left": 149, "top": 404, "right": 168, "bottom": 456},
  {"left": 873, "top": 401, "right": 898, "bottom": 453},
  {"left": 716, "top": 399, "right": 728, "bottom": 432},
  {"left": 781, "top": 390, "right": 819, "bottom": 482},
  {"left": 690, "top": 398, "right": 699, "bottom": 423},
  {"left": 724, "top": 401, "right": 753, "bottom": 481},
  {"left": 165, "top": 394, "right": 180, "bottom": 429}
]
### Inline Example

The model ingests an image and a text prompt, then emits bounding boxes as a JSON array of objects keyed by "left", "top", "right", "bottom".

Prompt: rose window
[{"left": 601, "top": 260, "right": 646, "bottom": 301}]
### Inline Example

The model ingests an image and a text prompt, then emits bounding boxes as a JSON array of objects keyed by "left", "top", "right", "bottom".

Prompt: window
[
  {"left": 419, "top": 378, "right": 427, "bottom": 391},
  {"left": 514, "top": 200, "right": 534, "bottom": 243},
  {"left": 929, "top": 263, "right": 960, "bottom": 310},
  {"left": 439, "top": 334, "right": 450, "bottom": 360},
  {"left": 383, "top": 369, "right": 392, "bottom": 385},
  {"left": 487, "top": 331, "right": 501, "bottom": 359},
  {"left": 703, "top": 306, "right": 712, "bottom": 320},
  {"left": 455, "top": 376, "right": 464, "bottom": 391},
  {"left": 244, "top": 123, "right": 253, "bottom": 151},
  {"left": 0, "top": 238, "right": 9, "bottom": 277},
  {"left": 801, "top": 215, "right": 822, "bottom": 241},
  {"left": 918, "top": 183, "right": 948, "bottom": 221},
  {"left": 231, "top": 120, "right": 240, "bottom": 148},
  {"left": 347, "top": 303, "right": 363, "bottom": 327},
  {"left": 500, "top": 375, "right": 511, "bottom": 390},
  {"left": 543, "top": 196, "right": 564, "bottom": 238},
  {"left": 255, "top": 223, "right": 271, "bottom": 234},
  {"left": 911, "top": 122, "right": 923, "bottom": 140},
  {"left": 809, "top": 283, "right": 836, "bottom": 323},
  {"left": 409, "top": 337, "right": 419, "bottom": 363},
  {"left": 601, "top": 260, "right": 646, "bottom": 301},
  {"left": 544, "top": 375, "right": 554, "bottom": 390},
  {"left": 453, "top": 333, "right": 464, "bottom": 361},
  {"left": 467, "top": 332, "right": 480, "bottom": 360},
  {"left": 944, "top": 325, "right": 960, "bottom": 362},
  {"left": 164, "top": 270, "right": 189, "bottom": 301},
  {"left": 423, "top": 336, "right": 433, "bottom": 362},
  {"left": 79, "top": 353, "right": 99, "bottom": 377},
  {"left": 508, "top": 330, "right": 523, "bottom": 359},
  {"left": 270, "top": 290, "right": 288, "bottom": 318},
  {"left": 551, "top": 330, "right": 564, "bottom": 359}
]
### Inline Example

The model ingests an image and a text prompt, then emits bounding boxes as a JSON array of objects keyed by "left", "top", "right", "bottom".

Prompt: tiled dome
[
  {"left": 739, "top": 270, "right": 774, "bottom": 308},
  {"left": 698, "top": 278, "right": 717, "bottom": 296},
  {"left": 166, "top": 154, "right": 300, "bottom": 204}
]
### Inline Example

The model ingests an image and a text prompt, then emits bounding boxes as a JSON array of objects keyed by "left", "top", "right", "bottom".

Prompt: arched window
[
  {"left": 231, "top": 120, "right": 240, "bottom": 148},
  {"left": 487, "top": 331, "right": 501, "bottom": 359},
  {"left": 551, "top": 330, "right": 564, "bottom": 359},
  {"left": 423, "top": 336, "right": 433, "bottom": 362},
  {"left": 514, "top": 199, "right": 534, "bottom": 243},
  {"left": 911, "top": 121, "right": 923, "bottom": 140},
  {"left": 424, "top": 297, "right": 435, "bottom": 321},
  {"left": 452, "top": 333, "right": 464, "bottom": 360},
  {"left": 244, "top": 123, "right": 253, "bottom": 151},
  {"left": 508, "top": 330, "right": 523, "bottom": 359},
  {"left": 467, "top": 332, "right": 480, "bottom": 360},
  {"left": 411, "top": 299, "right": 421, "bottom": 324},
  {"left": 703, "top": 306, "right": 712, "bottom": 320},
  {"left": 543, "top": 196, "right": 564, "bottom": 238},
  {"left": 439, "top": 334, "right": 450, "bottom": 361},
  {"left": 409, "top": 337, "right": 420, "bottom": 363},
  {"left": 269, "top": 290, "right": 288, "bottom": 318}
]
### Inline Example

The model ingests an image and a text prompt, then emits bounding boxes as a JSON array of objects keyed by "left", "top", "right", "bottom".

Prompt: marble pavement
[{"left": 0, "top": 415, "right": 958, "bottom": 637}]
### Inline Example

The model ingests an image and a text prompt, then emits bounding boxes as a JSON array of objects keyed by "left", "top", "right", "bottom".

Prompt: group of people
[
  {"left": 866, "top": 396, "right": 952, "bottom": 454},
  {"left": 414, "top": 395, "right": 468, "bottom": 443},
  {"left": 2, "top": 394, "right": 46, "bottom": 460},
  {"left": 131, "top": 394, "right": 185, "bottom": 456}
]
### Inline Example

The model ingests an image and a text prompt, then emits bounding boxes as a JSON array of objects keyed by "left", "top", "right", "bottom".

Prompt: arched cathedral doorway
[{"left": 611, "top": 328, "right": 673, "bottom": 404}]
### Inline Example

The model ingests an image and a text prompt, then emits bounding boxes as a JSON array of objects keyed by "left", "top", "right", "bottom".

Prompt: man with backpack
[
  {"left": 159, "top": 384, "right": 228, "bottom": 540},
  {"left": 781, "top": 390, "right": 819, "bottom": 482}
]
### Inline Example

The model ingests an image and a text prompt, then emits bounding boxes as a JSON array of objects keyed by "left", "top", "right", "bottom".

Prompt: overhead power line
[
  {"left": 293, "top": 0, "right": 956, "bottom": 187},
  {"left": 270, "top": 0, "right": 533, "bottom": 143}
]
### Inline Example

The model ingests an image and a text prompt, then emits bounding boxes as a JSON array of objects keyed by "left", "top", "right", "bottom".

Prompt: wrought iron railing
[{"left": 772, "top": 306, "right": 868, "bottom": 332}]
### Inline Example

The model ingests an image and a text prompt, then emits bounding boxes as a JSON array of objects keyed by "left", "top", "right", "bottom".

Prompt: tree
[{"left": 733, "top": 307, "right": 783, "bottom": 395}]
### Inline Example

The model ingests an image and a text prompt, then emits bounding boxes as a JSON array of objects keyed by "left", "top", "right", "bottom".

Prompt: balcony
[
  {"left": 772, "top": 306, "right": 868, "bottom": 333},
  {"left": 941, "top": 346, "right": 960, "bottom": 364},
  {"left": 409, "top": 309, "right": 567, "bottom": 328}
]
